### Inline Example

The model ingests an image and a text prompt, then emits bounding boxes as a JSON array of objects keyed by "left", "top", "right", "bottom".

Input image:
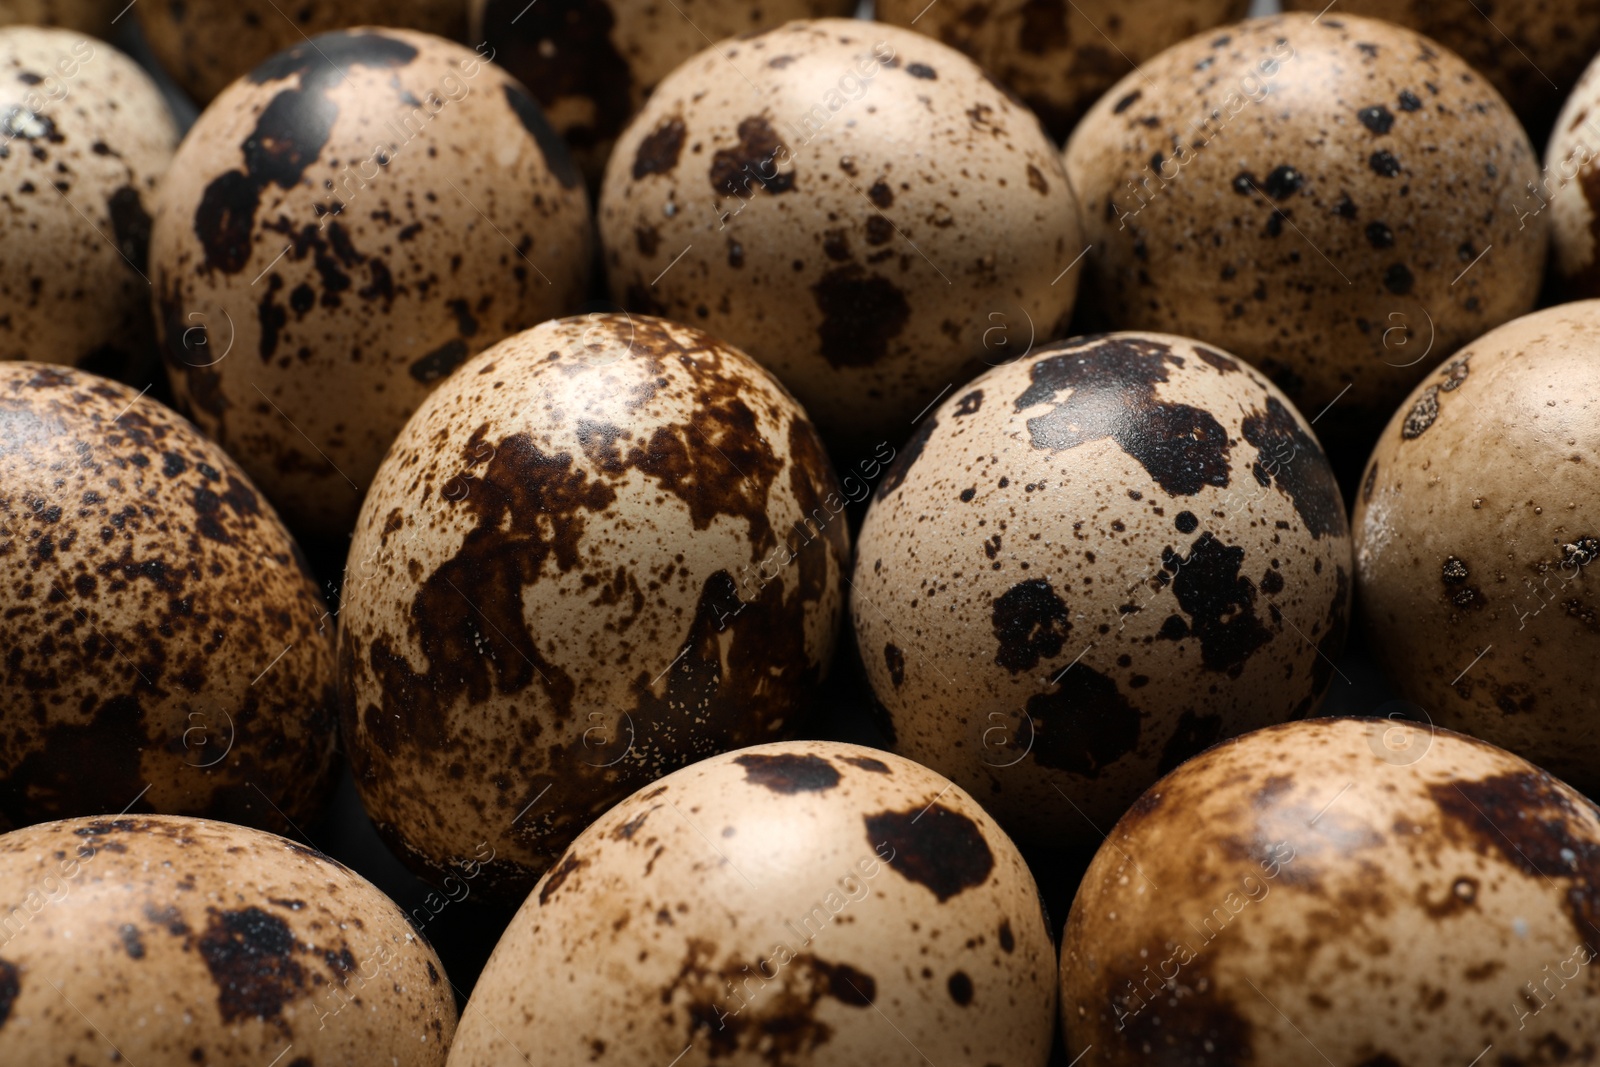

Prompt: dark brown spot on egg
[
  {"left": 947, "top": 971, "right": 974, "bottom": 1005},
  {"left": 1401, "top": 387, "right": 1439, "bottom": 439},
  {"left": 998, "top": 920, "right": 1014, "bottom": 952},
  {"left": 954, "top": 390, "right": 982, "bottom": 416},
  {"left": 119, "top": 922, "right": 146, "bottom": 959},
  {"left": 1383, "top": 263, "right": 1414, "bottom": 295},
  {"left": 810, "top": 267, "right": 910, "bottom": 368},
  {"left": 479, "top": 0, "right": 632, "bottom": 154},
  {"left": 1113, "top": 90, "right": 1142, "bottom": 114},
  {"left": 906, "top": 62, "right": 936, "bottom": 80},
  {"left": 866, "top": 804, "right": 995, "bottom": 902},
  {"left": 1026, "top": 661, "right": 1141, "bottom": 777},
  {"left": 632, "top": 116, "right": 687, "bottom": 181},
  {"left": 1369, "top": 150, "right": 1401, "bottom": 177},
  {"left": 868, "top": 180, "right": 893, "bottom": 208},
  {"left": 408, "top": 339, "right": 470, "bottom": 384},
  {"left": 1398, "top": 90, "right": 1422, "bottom": 111},
  {"left": 711, "top": 115, "right": 793, "bottom": 197},
  {"left": 197, "top": 906, "right": 305, "bottom": 1023},
  {"left": 107, "top": 187, "right": 152, "bottom": 270},
  {"left": 1365, "top": 221, "right": 1393, "bottom": 248},
  {"left": 735, "top": 753, "right": 841, "bottom": 794},
  {"left": 843, "top": 755, "right": 890, "bottom": 774},
  {"left": 1162, "top": 533, "right": 1274, "bottom": 675},
  {"left": 540, "top": 852, "right": 587, "bottom": 904},
  {"left": 1195, "top": 346, "right": 1237, "bottom": 374},
  {"left": 991, "top": 579, "right": 1070, "bottom": 673},
  {"left": 1358, "top": 105, "right": 1395, "bottom": 134},
  {"left": 1239, "top": 396, "right": 1344, "bottom": 540},
  {"left": 884, "top": 643, "right": 905, "bottom": 688},
  {"left": 1015, "top": 336, "right": 1231, "bottom": 497},
  {"left": 0, "top": 959, "right": 16, "bottom": 1028},
  {"left": 503, "top": 83, "right": 582, "bottom": 189}
]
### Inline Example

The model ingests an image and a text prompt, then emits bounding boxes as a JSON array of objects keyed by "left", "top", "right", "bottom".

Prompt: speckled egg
[
  {"left": 447, "top": 740, "right": 1055, "bottom": 1066},
  {"left": 0, "top": 27, "right": 175, "bottom": 380},
  {"left": 150, "top": 28, "right": 592, "bottom": 541},
  {"left": 0, "top": 815, "right": 455, "bottom": 1064},
  {"left": 852, "top": 332, "right": 1352, "bottom": 848},
  {"left": 0, "top": 364, "right": 337, "bottom": 834},
  {"left": 1064, "top": 13, "right": 1546, "bottom": 458},
  {"left": 473, "top": 0, "right": 855, "bottom": 186},
  {"left": 1283, "top": 0, "right": 1600, "bottom": 138},
  {"left": 876, "top": 0, "right": 1248, "bottom": 141},
  {"left": 338, "top": 314, "right": 849, "bottom": 903},
  {"left": 136, "top": 0, "right": 467, "bottom": 105},
  {"left": 0, "top": 0, "right": 117, "bottom": 32},
  {"left": 1062, "top": 717, "right": 1600, "bottom": 1064},
  {"left": 1544, "top": 52, "right": 1600, "bottom": 300},
  {"left": 1354, "top": 301, "right": 1600, "bottom": 798},
  {"left": 599, "top": 18, "right": 1082, "bottom": 450}
]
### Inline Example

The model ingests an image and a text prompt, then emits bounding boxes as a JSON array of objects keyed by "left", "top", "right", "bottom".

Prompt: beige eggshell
[
  {"left": 1354, "top": 301, "right": 1600, "bottom": 797},
  {"left": 875, "top": 0, "right": 1249, "bottom": 141},
  {"left": 1062, "top": 717, "right": 1600, "bottom": 1064},
  {"left": 852, "top": 332, "right": 1352, "bottom": 848},
  {"left": 1545, "top": 53, "right": 1600, "bottom": 299},
  {"left": 338, "top": 314, "right": 849, "bottom": 903},
  {"left": 1284, "top": 0, "right": 1600, "bottom": 137},
  {"left": 472, "top": 0, "right": 856, "bottom": 185},
  {"left": 0, "top": 364, "right": 337, "bottom": 834},
  {"left": 136, "top": 0, "right": 467, "bottom": 105},
  {"left": 447, "top": 740, "right": 1055, "bottom": 1067},
  {"left": 149, "top": 28, "right": 593, "bottom": 541},
  {"left": 1064, "top": 13, "right": 1545, "bottom": 451},
  {"left": 0, "top": 815, "right": 455, "bottom": 1064},
  {"left": 0, "top": 0, "right": 117, "bottom": 32},
  {"left": 0, "top": 27, "right": 175, "bottom": 379},
  {"left": 598, "top": 18, "right": 1082, "bottom": 451}
]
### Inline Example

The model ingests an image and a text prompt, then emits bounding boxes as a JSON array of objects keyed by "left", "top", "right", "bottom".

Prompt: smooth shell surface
[
  {"left": 339, "top": 315, "right": 849, "bottom": 902},
  {"left": 137, "top": 0, "right": 467, "bottom": 104},
  {"left": 1355, "top": 302, "right": 1600, "bottom": 797},
  {"left": 0, "top": 815, "right": 455, "bottom": 1064},
  {"left": 1545, "top": 53, "right": 1600, "bottom": 300},
  {"left": 1064, "top": 13, "right": 1545, "bottom": 446},
  {"left": 1061, "top": 718, "right": 1600, "bottom": 1065},
  {"left": 0, "top": 28, "right": 175, "bottom": 379},
  {"left": 0, "top": 364, "right": 337, "bottom": 833},
  {"left": 472, "top": 0, "right": 855, "bottom": 184},
  {"left": 1283, "top": 0, "right": 1600, "bottom": 137},
  {"left": 599, "top": 18, "right": 1082, "bottom": 449},
  {"left": 150, "top": 28, "right": 592, "bottom": 540},
  {"left": 852, "top": 332, "right": 1352, "bottom": 846},
  {"left": 876, "top": 0, "right": 1249, "bottom": 141},
  {"left": 447, "top": 740, "right": 1056, "bottom": 1067}
]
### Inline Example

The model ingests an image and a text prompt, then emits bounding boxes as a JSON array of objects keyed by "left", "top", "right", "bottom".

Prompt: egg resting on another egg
[
  {"left": 0, "top": 815, "right": 455, "bottom": 1065},
  {"left": 0, "top": 364, "right": 337, "bottom": 834},
  {"left": 471, "top": 0, "right": 856, "bottom": 186},
  {"left": 150, "top": 28, "right": 593, "bottom": 541},
  {"left": 447, "top": 740, "right": 1056, "bottom": 1067},
  {"left": 1355, "top": 301, "right": 1600, "bottom": 798},
  {"left": 0, "top": 27, "right": 175, "bottom": 380},
  {"left": 1283, "top": 0, "right": 1600, "bottom": 140},
  {"left": 852, "top": 332, "right": 1351, "bottom": 848},
  {"left": 599, "top": 18, "right": 1082, "bottom": 451},
  {"left": 339, "top": 314, "right": 849, "bottom": 904},
  {"left": 1064, "top": 13, "right": 1545, "bottom": 458},
  {"left": 875, "top": 0, "right": 1249, "bottom": 142},
  {"left": 136, "top": 0, "right": 468, "bottom": 104},
  {"left": 1062, "top": 717, "right": 1600, "bottom": 1065}
]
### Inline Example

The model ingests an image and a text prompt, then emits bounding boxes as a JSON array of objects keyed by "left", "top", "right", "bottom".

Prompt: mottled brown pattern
[{"left": 0, "top": 364, "right": 336, "bottom": 834}]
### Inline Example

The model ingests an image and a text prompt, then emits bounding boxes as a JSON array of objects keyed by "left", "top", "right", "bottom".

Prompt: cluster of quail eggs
[{"left": 0, "top": 1, "right": 1597, "bottom": 1064}]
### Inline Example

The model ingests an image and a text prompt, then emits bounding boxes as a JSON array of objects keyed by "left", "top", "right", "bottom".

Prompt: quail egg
[
  {"left": 0, "top": 363, "right": 337, "bottom": 834},
  {"left": 447, "top": 740, "right": 1056, "bottom": 1067},
  {"left": 852, "top": 332, "right": 1352, "bottom": 848},
  {"left": 1354, "top": 301, "right": 1600, "bottom": 798},
  {"left": 0, "top": 27, "right": 175, "bottom": 380},
  {"left": 1544, "top": 51, "right": 1600, "bottom": 300},
  {"left": 599, "top": 18, "right": 1082, "bottom": 450},
  {"left": 338, "top": 314, "right": 849, "bottom": 903},
  {"left": 1062, "top": 717, "right": 1600, "bottom": 1065},
  {"left": 149, "top": 28, "right": 593, "bottom": 541},
  {"left": 0, "top": 0, "right": 116, "bottom": 32}
]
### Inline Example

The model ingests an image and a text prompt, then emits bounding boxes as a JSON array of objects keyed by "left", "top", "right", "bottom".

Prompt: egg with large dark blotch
[
  {"left": 338, "top": 314, "right": 849, "bottom": 904},
  {"left": 0, "top": 364, "right": 336, "bottom": 835},
  {"left": 149, "top": 28, "right": 592, "bottom": 541},
  {"left": 447, "top": 741, "right": 1056, "bottom": 1066},
  {"left": 852, "top": 332, "right": 1352, "bottom": 850}
]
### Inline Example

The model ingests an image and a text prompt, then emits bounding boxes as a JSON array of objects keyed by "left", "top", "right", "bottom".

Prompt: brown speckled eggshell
[
  {"left": 599, "top": 18, "right": 1082, "bottom": 451},
  {"left": 339, "top": 314, "right": 849, "bottom": 904},
  {"left": 1064, "top": 13, "right": 1545, "bottom": 453},
  {"left": 473, "top": 0, "right": 856, "bottom": 186},
  {"left": 1354, "top": 301, "right": 1600, "bottom": 797},
  {"left": 0, "top": 0, "right": 118, "bottom": 32},
  {"left": 136, "top": 0, "right": 468, "bottom": 105},
  {"left": 852, "top": 332, "right": 1352, "bottom": 848},
  {"left": 1546, "top": 54, "right": 1600, "bottom": 299},
  {"left": 150, "top": 28, "right": 593, "bottom": 541},
  {"left": 875, "top": 0, "right": 1249, "bottom": 141},
  {"left": 0, "top": 364, "right": 337, "bottom": 834},
  {"left": 1062, "top": 717, "right": 1600, "bottom": 1064},
  {"left": 0, "top": 815, "right": 455, "bottom": 1064},
  {"left": 0, "top": 28, "right": 175, "bottom": 379},
  {"left": 447, "top": 740, "right": 1055, "bottom": 1067},
  {"left": 1284, "top": 0, "right": 1600, "bottom": 139}
]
